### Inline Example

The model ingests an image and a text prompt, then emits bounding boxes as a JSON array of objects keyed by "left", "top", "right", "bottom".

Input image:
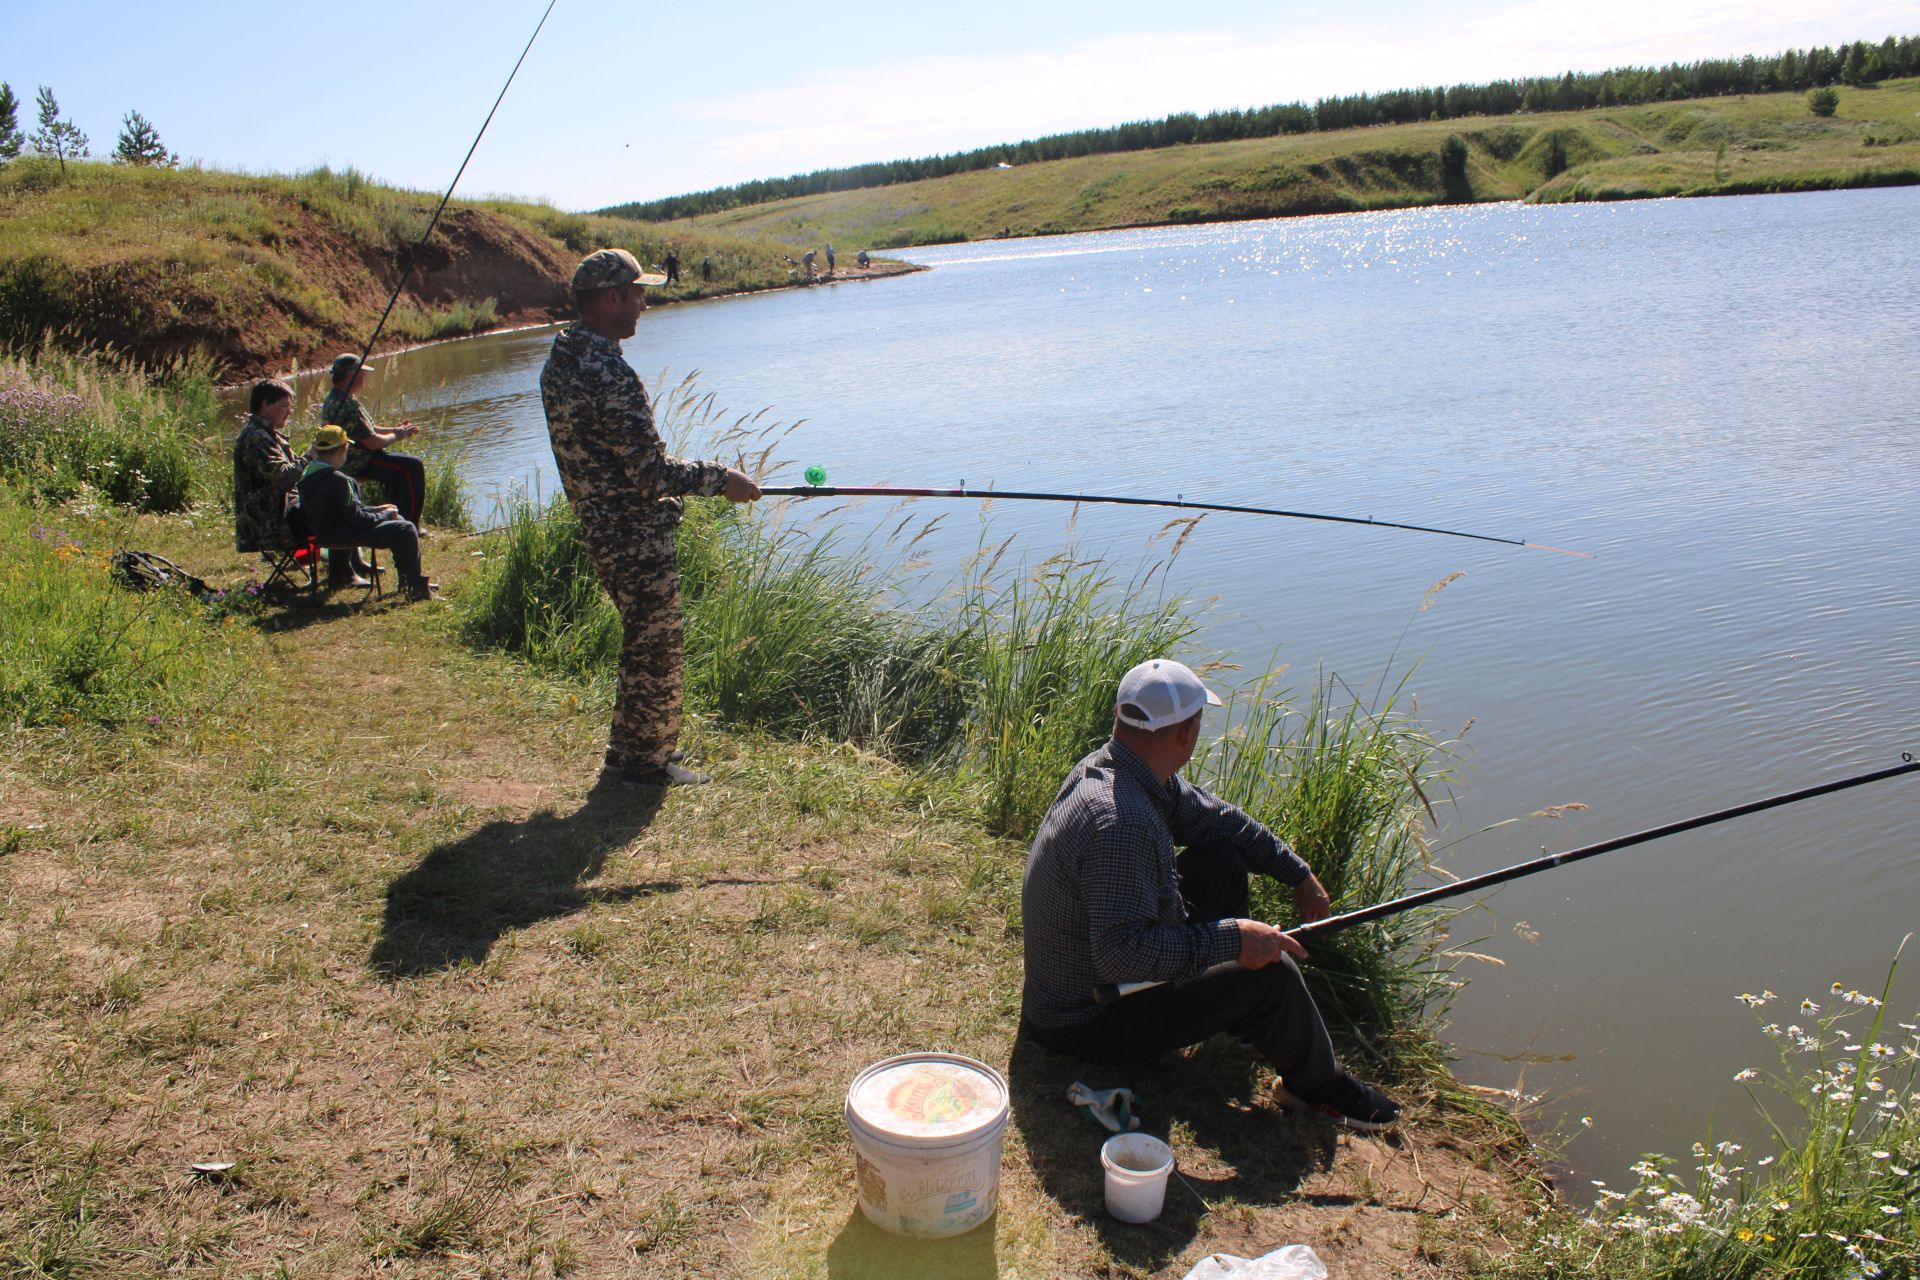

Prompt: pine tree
[
  {"left": 0, "top": 84, "right": 22, "bottom": 163},
  {"left": 29, "top": 86, "right": 88, "bottom": 176},
  {"left": 113, "top": 109, "right": 175, "bottom": 166}
]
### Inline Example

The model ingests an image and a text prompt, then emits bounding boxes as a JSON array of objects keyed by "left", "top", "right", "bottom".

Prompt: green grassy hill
[
  {"left": 667, "top": 79, "right": 1920, "bottom": 248},
  {"left": 0, "top": 162, "right": 822, "bottom": 378}
]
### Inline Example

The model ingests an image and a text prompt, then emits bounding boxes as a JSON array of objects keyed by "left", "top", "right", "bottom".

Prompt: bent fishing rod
[
  {"left": 759, "top": 476, "right": 1590, "bottom": 557},
  {"left": 1098, "top": 752, "right": 1920, "bottom": 1003},
  {"left": 343, "top": 0, "right": 558, "bottom": 374}
]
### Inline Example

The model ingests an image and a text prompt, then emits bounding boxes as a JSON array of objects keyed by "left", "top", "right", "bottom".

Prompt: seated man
[
  {"left": 1020, "top": 658, "right": 1401, "bottom": 1131},
  {"left": 321, "top": 353, "right": 429, "bottom": 529},
  {"left": 232, "top": 378, "right": 303, "bottom": 555},
  {"left": 296, "top": 425, "right": 435, "bottom": 602}
]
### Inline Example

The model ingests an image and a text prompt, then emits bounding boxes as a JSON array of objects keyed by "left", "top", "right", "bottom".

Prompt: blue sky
[{"left": 1, "top": 0, "right": 1907, "bottom": 210}]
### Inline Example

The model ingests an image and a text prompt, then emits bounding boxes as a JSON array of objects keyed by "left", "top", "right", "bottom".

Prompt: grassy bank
[
  {"left": 9, "top": 352, "right": 1917, "bottom": 1277},
  {"left": 659, "top": 79, "right": 1920, "bottom": 248},
  {"left": 0, "top": 161, "right": 853, "bottom": 379},
  {"left": 0, "top": 351, "right": 1548, "bottom": 1276}
]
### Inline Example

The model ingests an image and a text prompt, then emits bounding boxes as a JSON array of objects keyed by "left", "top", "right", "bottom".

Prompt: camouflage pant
[{"left": 580, "top": 517, "right": 684, "bottom": 770}]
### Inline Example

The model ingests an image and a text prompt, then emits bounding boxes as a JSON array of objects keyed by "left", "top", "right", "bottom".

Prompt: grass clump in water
[
  {"left": 1194, "top": 664, "right": 1460, "bottom": 1069},
  {"left": 414, "top": 434, "right": 475, "bottom": 534}
]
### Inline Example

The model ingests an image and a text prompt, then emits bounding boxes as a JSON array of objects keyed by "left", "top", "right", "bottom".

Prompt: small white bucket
[
  {"left": 1101, "top": 1132, "right": 1175, "bottom": 1223},
  {"left": 846, "top": 1052, "right": 1009, "bottom": 1238}
]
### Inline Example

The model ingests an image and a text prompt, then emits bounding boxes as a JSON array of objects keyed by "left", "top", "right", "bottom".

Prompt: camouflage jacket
[
  {"left": 538, "top": 323, "right": 728, "bottom": 527},
  {"left": 319, "top": 388, "right": 378, "bottom": 477},
  {"left": 232, "top": 415, "right": 302, "bottom": 552}
]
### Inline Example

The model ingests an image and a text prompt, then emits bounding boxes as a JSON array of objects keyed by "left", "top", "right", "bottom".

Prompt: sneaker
[
  {"left": 605, "top": 761, "right": 711, "bottom": 788},
  {"left": 1277, "top": 1072, "right": 1402, "bottom": 1132}
]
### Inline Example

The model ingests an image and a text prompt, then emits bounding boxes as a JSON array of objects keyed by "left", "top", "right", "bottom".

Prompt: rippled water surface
[{"left": 337, "top": 189, "right": 1920, "bottom": 1188}]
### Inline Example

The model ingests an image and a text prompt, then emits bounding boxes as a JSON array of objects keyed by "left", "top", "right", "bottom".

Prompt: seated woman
[
  {"left": 232, "top": 379, "right": 303, "bottom": 555},
  {"left": 321, "top": 353, "right": 429, "bottom": 529},
  {"left": 295, "top": 425, "right": 436, "bottom": 602}
]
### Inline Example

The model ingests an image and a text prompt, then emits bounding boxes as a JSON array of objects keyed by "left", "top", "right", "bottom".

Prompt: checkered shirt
[{"left": 1020, "top": 737, "right": 1312, "bottom": 1029}]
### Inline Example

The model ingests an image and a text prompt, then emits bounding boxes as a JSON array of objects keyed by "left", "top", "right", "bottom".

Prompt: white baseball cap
[{"left": 1115, "top": 658, "right": 1222, "bottom": 731}]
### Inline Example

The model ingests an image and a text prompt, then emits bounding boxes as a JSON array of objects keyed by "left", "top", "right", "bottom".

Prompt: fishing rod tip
[{"left": 1526, "top": 542, "right": 1594, "bottom": 559}]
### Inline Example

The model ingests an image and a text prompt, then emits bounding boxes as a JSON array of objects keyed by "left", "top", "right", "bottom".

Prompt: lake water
[{"left": 333, "top": 188, "right": 1920, "bottom": 1191}]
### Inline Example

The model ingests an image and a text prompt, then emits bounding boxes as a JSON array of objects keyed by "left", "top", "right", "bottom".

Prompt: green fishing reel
[{"left": 804, "top": 465, "right": 828, "bottom": 487}]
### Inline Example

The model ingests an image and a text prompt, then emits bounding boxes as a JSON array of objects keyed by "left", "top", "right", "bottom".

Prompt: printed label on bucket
[{"left": 849, "top": 1059, "right": 1006, "bottom": 1139}]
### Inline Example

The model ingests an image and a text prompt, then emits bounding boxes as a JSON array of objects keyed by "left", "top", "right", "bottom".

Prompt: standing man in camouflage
[{"left": 540, "top": 249, "right": 761, "bottom": 787}]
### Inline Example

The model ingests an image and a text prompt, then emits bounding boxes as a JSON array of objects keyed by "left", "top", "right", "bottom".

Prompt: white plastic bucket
[
  {"left": 1102, "top": 1132, "right": 1175, "bottom": 1223},
  {"left": 846, "top": 1052, "right": 1009, "bottom": 1238}
]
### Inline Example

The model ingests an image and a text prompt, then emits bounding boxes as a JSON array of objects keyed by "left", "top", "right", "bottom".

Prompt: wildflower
[
  {"left": 1774, "top": 1200, "right": 1793, "bottom": 1211},
  {"left": 1763, "top": 1023, "right": 1782, "bottom": 1037},
  {"left": 1882, "top": 1205, "right": 1903, "bottom": 1215},
  {"left": 1580, "top": 1115, "right": 1594, "bottom": 1127},
  {"left": 1738, "top": 992, "right": 1769, "bottom": 1007},
  {"left": 1893, "top": 1166, "right": 1912, "bottom": 1177},
  {"left": 1803, "top": 999, "right": 1821, "bottom": 1014},
  {"left": 1834, "top": 982, "right": 1847, "bottom": 994},
  {"left": 1869, "top": 1043, "right": 1896, "bottom": 1059},
  {"left": 1734, "top": 1068, "right": 1758, "bottom": 1082},
  {"left": 1757, "top": 1155, "right": 1774, "bottom": 1166}
]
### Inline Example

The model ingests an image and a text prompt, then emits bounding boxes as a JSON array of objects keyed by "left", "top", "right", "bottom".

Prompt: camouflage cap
[
  {"left": 311, "top": 425, "right": 351, "bottom": 453},
  {"left": 572, "top": 248, "right": 667, "bottom": 292},
  {"left": 330, "top": 353, "right": 374, "bottom": 382}
]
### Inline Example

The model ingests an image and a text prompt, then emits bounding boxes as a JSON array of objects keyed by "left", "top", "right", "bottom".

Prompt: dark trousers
[
  {"left": 1025, "top": 843, "right": 1340, "bottom": 1092},
  {"left": 326, "top": 518, "right": 422, "bottom": 585},
  {"left": 357, "top": 451, "right": 426, "bottom": 527}
]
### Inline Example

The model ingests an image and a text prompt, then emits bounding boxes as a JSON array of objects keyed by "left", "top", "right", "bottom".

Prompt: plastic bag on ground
[{"left": 1181, "top": 1244, "right": 1328, "bottom": 1280}]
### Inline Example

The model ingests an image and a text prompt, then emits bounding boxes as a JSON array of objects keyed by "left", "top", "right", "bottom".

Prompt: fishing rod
[
  {"left": 760, "top": 470, "right": 1590, "bottom": 557},
  {"left": 1098, "top": 752, "right": 1919, "bottom": 1003},
  {"left": 343, "top": 0, "right": 559, "bottom": 375}
]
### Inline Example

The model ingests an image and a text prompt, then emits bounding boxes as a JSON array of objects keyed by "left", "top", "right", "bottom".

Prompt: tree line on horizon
[{"left": 602, "top": 34, "right": 1919, "bottom": 222}]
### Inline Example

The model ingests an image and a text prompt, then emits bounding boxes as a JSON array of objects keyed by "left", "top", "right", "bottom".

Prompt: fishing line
[
  {"left": 345, "top": 0, "right": 559, "bottom": 372},
  {"left": 1098, "top": 753, "right": 1920, "bottom": 1002},
  {"left": 762, "top": 474, "right": 1590, "bottom": 557}
]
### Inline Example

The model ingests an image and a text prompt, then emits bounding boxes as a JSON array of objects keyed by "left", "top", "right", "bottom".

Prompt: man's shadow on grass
[
  {"left": 368, "top": 778, "right": 673, "bottom": 978},
  {"left": 1007, "top": 1033, "right": 1338, "bottom": 1271}
]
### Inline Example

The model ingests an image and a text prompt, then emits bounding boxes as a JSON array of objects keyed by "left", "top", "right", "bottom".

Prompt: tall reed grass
[
  {"left": 462, "top": 372, "right": 1210, "bottom": 834},
  {"left": 0, "top": 346, "right": 219, "bottom": 513},
  {"left": 1194, "top": 667, "right": 1460, "bottom": 1066},
  {"left": 457, "top": 378, "right": 1460, "bottom": 1054},
  {"left": 415, "top": 436, "right": 475, "bottom": 534}
]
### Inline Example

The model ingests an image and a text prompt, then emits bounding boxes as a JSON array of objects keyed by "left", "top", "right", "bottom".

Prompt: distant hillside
[
  {"left": 657, "top": 79, "right": 1920, "bottom": 250},
  {"left": 603, "top": 34, "right": 1917, "bottom": 222},
  {"left": 0, "top": 164, "right": 821, "bottom": 377}
]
